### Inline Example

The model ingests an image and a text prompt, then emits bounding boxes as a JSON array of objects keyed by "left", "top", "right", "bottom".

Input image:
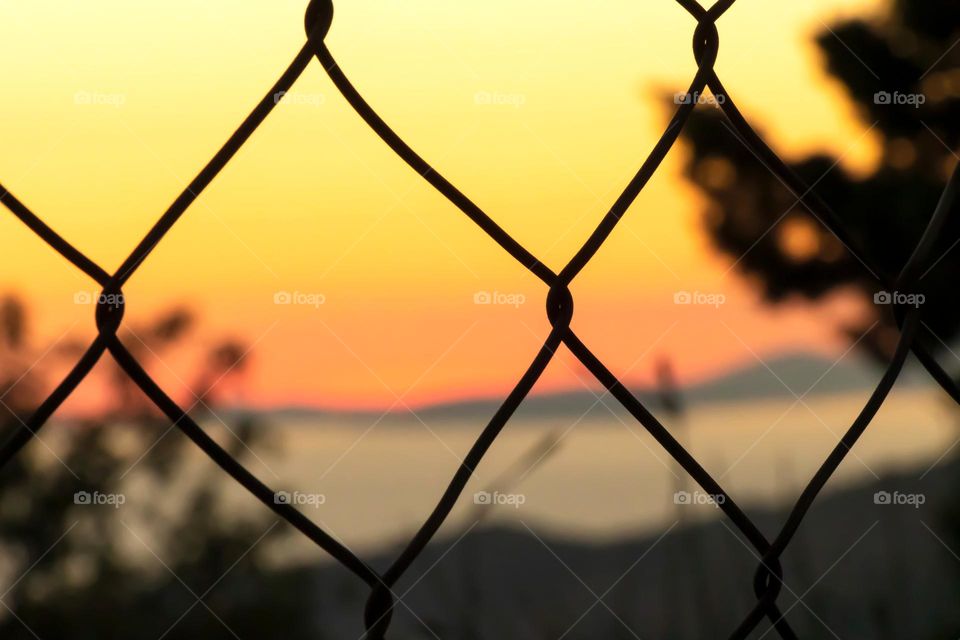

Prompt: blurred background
[{"left": 1, "top": 0, "right": 960, "bottom": 637}]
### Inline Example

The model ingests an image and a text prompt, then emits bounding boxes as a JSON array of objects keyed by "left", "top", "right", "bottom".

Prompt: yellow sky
[{"left": 0, "top": 0, "right": 883, "bottom": 411}]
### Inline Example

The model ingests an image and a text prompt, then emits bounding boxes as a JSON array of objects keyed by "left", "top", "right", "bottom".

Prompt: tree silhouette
[
  {"left": 0, "top": 294, "right": 320, "bottom": 640},
  {"left": 679, "top": 0, "right": 960, "bottom": 359},
  {"left": 679, "top": 6, "right": 960, "bottom": 638}
]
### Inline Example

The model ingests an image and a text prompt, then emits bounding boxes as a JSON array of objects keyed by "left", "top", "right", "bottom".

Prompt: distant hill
[
  {"left": 244, "top": 351, "right": 930, "bottom": 424},
  {"left": 301, "top": 457, "right": 960, "bottom": 639}
]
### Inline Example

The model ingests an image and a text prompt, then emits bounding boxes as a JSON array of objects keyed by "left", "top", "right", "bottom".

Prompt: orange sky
[{"left": 0, "top": 0, "right": 883, "bottom": 412}]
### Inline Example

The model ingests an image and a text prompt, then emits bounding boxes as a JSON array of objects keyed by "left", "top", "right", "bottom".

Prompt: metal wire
[{"left": 2, "top": 0, "right": 958, "bottom": 637}]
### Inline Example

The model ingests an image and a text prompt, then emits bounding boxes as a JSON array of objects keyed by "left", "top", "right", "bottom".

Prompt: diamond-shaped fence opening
[{"left": 2, "top": 1, "right": 959, "bottom": 638}]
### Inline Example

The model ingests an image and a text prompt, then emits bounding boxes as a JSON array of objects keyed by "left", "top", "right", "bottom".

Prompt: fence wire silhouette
[{"left": 3, "top": 0, "right": 960, "bottom": 638}]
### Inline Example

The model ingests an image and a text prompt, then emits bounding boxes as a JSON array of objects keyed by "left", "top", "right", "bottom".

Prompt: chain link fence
[{"left": 2, "top": 0, "right": 960, "bottom": 637}]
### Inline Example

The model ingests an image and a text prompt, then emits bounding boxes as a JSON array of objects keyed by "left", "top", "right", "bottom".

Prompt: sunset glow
[{"left": 0, "top": 0, "right": 880, "bottom": 412}]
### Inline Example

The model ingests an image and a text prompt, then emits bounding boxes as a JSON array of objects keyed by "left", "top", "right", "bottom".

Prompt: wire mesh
[{"left": 2, "top": 1, "right": 959, "bottom": 638}]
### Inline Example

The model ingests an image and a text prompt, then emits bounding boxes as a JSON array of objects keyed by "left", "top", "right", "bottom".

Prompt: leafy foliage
[{"left": 679, "top": 0, "right": 960, "bottom": 358}]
